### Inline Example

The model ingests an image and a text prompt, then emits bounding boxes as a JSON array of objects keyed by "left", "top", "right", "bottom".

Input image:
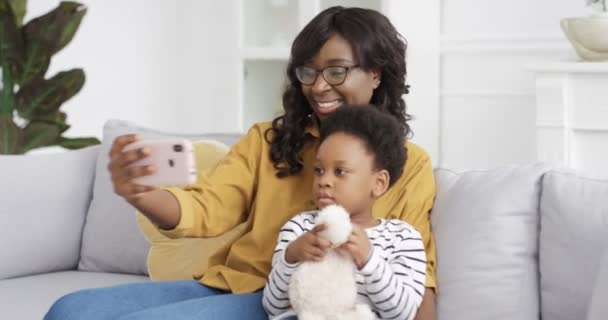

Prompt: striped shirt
[{"left": 262, "top": 211, "right": 427, "bottom": 320}]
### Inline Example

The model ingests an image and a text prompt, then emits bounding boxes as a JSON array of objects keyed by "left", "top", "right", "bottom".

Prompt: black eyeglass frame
[{"left": 295, "top": 65, "right": 360, "bottom": 86}]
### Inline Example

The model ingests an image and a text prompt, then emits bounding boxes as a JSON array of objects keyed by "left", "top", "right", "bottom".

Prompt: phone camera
[{"left": 173, "top": 144, "right": 183, "bottom": 152}]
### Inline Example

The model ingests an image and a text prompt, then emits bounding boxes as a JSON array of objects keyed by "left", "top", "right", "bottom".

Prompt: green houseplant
[{"left": 0, "top": 0, "right": 99, "bottom": 154}]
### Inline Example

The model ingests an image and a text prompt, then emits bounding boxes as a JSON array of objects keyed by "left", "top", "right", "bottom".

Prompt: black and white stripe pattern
[{"left": 262, "top": 211, "right": 426, "bottom": 319}]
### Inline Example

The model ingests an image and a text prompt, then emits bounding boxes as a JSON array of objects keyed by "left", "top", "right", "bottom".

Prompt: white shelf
[
  {"left": 241, "top": 47, "right": 290, "bottom": 61},
  {"left": 531, "top": 62, "right": 608, "bottom": 177},
  {"left": 527, "top": 61, "right": 608, "bottom": 73},
  {"left": 243, "top": 60, "right": 288, "bottom": 129},
  {"left": 242, "top": 0, "right": 299, "bottom": 48}
]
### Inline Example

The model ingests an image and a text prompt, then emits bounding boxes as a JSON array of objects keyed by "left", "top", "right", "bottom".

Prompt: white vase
[{"left": 561, "top": 12, "right": 608, "bottom": 61}]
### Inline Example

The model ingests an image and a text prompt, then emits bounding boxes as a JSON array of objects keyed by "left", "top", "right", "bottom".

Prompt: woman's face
[{"left": 300, "top": 33, "right": 380, "bottom": 121}]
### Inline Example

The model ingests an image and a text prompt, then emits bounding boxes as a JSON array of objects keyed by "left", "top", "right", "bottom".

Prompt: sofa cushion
[
  {"left": 0, "top": 271, "right": 148, "bottom": 320},
  {"left": 540, "top": 171, "right": 608, "bottom": 320},
  {"left": 137, "top": 139, "right": 247, "bottom": 280},
  {"left": 431, "top": 163, "right": 550, "bottom": 320},
  {"left": 0, "top": 146, "right": 99, "bottom": 280},
  {"left": 79, "top": 119, "right": 242, "bottom": 275}
]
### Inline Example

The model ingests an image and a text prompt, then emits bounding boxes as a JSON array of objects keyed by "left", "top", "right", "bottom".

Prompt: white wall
[
  {"left": 438, "top": 0, "right": 588, "bottom": 170},
  {"left": 386, "top": 0, "right": 441, "bottom": 165},
  {"left": 27, "top": 0, "right": 240, "bottom": 138},
  {"left": 25, "top": 0, "right": 596, "bottom": 171}
]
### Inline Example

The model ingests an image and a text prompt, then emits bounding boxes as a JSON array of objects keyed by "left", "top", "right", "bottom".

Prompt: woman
[{"left": 44, "top": 6, "right": 437, "bottom": 320}]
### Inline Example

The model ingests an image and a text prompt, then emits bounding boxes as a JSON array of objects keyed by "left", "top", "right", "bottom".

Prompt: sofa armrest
[{"left": 0, "top": 146, "right": 99, "bottom": 280}]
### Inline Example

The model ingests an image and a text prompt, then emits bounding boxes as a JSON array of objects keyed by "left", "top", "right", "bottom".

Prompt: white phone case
[{"left": 123, "top": 138, "right": 197, "bottom": 187}]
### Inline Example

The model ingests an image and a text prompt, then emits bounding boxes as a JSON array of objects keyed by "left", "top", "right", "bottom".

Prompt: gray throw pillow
[
  {"left": 586, "top": 237, "right": 608, "bottom": 320},
  {"left": 540, "top": 171, "right": 608, "bottom": 320},
  {"left": 0, "top": 146, "right": 99, "bottom": 279},
  {"left": 431, "top": 163, "right": 551, "bottom": 320},
  {"left": 78, "top": 119, "right": 242, "bottom": 275}
]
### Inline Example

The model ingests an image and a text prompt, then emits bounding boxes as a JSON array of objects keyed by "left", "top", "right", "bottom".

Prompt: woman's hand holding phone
[
  {"left": 107, "top": 134, "right": 187, "bottom": 230},
  {"left": 109, "top": 135, "right": 197, "bottom": 199},
  {"left": 108, "top": 134, "right": 158, "bottom": 204}
]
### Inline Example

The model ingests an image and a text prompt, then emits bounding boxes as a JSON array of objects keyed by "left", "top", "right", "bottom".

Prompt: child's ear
[{"left": 372, "top": 169, "right": 390, "bottom": 198}]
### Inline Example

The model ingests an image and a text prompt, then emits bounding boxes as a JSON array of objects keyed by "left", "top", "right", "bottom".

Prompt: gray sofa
[{"left": 1, "top": 120, "right": 607, "bottom": 320}]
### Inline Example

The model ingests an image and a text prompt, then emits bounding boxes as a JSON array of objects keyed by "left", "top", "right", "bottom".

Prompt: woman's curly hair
[{"left": 265, "top": 6, "right": 412, "bottom": 177}]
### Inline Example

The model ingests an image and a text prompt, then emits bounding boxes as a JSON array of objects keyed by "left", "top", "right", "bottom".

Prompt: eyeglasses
[{"left": 295, "top": 65, "right": 360, "bottom": 86}]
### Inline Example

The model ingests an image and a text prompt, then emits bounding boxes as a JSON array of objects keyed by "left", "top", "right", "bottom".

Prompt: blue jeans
[{"left": 43, "top": 280, "right": 267, "bottom": 320}]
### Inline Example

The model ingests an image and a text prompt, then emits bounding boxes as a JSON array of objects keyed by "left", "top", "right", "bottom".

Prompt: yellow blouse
[{"left": 160, "top": 121, "right": 436, "bottom": 294}]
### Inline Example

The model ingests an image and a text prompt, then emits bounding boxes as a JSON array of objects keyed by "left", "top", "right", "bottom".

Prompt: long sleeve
[
  {"left": 262, "top": 213, "right": 315, "bottom": 317},
  {"left": 156, "top": 124, "right": 264, "bottom": 239},
  {"left": 360, "top": 221, "right": 427, "bottom": 320}
]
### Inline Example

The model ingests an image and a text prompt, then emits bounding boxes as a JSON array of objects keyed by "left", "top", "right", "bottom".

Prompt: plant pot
[{"left": 561, "top": 12, "right": 608, "bottom": 61}]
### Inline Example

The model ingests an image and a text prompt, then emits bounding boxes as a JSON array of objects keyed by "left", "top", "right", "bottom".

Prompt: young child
[{"left": 262, "top": 106, "right": 427, "bottom": 320}]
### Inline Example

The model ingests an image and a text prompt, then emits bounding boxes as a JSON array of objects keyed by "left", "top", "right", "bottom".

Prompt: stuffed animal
[{"left": 288, "top": 204, "right": 377, "bottom": 320}]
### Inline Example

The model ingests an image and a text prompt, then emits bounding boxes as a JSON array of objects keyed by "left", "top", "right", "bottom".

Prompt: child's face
[{"left": 313, "top": 132, "right": 387, "bottom": 217}]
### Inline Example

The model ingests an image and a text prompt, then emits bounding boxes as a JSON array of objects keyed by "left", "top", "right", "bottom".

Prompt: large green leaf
[
  {"left": 32, "top": 111, "right": 69, "bottom": 133},
  {"left": 7, "top": 0, "right": 25, "bottom": 26},
  {"left": 0, "top": 114, "right": 22, "bottom": 154},
  {"left": 17, "top": 44, "right": 49, "bottom": 86},
  {"left": 21, "top": 120, "right": 61, "bottom": 152},
  {"left": 0, "top": 0, "right": 24, "bottom": 80},
  {"left": 54, "top": 2, "right": 86, "bottom": 54},
  {"left": 20, "top": 1, "right": 86, "bottom": 85},
  {"left": 16, "top": 68, "right": 85, "bottom": 119},
  {"left": 0, "top": 60, "right": 16, "bottom": 114},
  {"left": 57, "top": 136, "right": 99, "bottom": 150}
]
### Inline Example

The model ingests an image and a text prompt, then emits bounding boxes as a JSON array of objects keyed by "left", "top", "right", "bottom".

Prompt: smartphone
[{"left": 123, "top": 138, "right": 197, "bottom": 187}]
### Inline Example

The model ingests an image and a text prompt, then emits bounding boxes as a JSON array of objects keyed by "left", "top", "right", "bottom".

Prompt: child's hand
[
  {"left": 284, "top": 224, "right": 332, "bottom": 264},
  {"left": 337, "top": 225, "right": 372, "bottom": 269}
]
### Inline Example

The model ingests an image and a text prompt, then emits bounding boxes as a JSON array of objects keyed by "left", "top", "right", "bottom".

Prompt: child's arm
[
  {"left": 262, "top": 214, "right": 310, "bottom": 317},
  {"left": 360, "top": 222, "right": 427, "bottom": 320}
]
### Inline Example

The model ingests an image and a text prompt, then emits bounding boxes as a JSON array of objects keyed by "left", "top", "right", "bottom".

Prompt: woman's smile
[{"left": 314, "top": 99, "right": 343, "bottom": 115}]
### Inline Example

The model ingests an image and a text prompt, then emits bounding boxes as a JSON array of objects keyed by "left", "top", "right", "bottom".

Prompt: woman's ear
[
  {"left": 371, "top": 68, "right": 382, "bottom": 89},
  {"left": 372, "top": 169, "right": 390, "bottom": 198}
]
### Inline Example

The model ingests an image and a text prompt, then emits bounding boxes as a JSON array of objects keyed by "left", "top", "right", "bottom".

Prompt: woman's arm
[
  {"left": 415, "top": 290, "right": 437, "bottom": 320},
  {"left": 130, "top": 189, "right": 181, "bottom": 230},
  {"left": 153, "top": 125, "right": 265, "bottom": 239}
]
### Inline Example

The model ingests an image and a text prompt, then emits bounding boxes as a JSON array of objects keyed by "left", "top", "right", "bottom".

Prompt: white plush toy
[{"left": 288, "top": 204, "right": 377, "bottom": 320}]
